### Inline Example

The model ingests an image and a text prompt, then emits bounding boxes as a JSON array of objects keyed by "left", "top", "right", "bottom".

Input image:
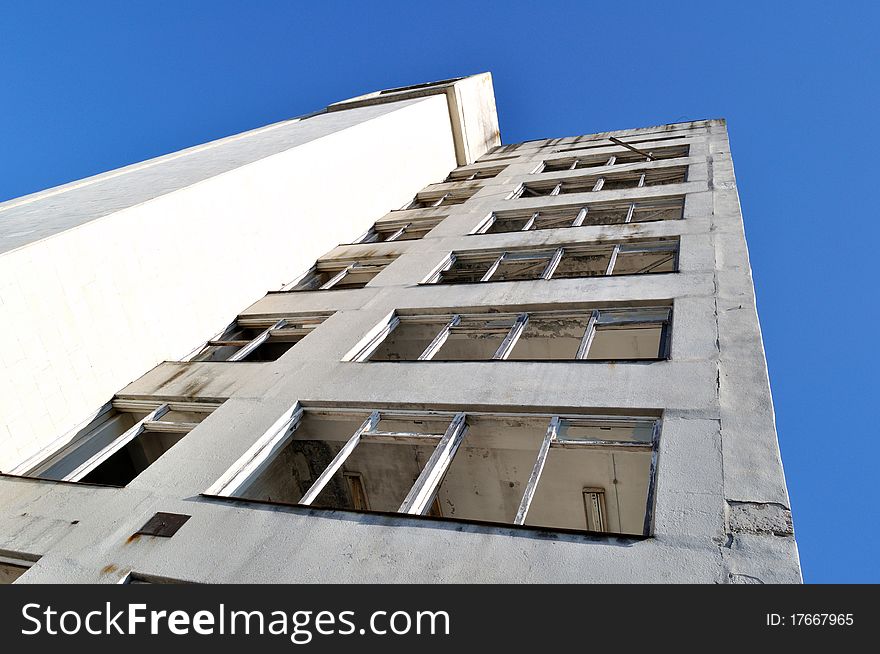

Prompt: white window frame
[
  {"left": 352, "top": 217, "right": 444, "bottom": 244},
  {"left": 11, "top": 400, "right": 222, "bottom": 483},
  {"left": 470, "top": 197, "right": 685, "bottom": 235},
  {"left": 346, "top": 307, "right": 672, "bottom": 363},
  {"left": 424, "top": 240, "right": 679, "bottom": 285},
  {"left": 281, "top": 260, "right": 390, "bottom": 292},
  {"left": 207, "top": 407, "right": 469, "bottom": 517},
  {"left": 510, "top": 166, "right": 687, "bottom": 198},
  {"left": 205, "top": 406, "right": 661, "bottom": 536},
  {"left": 184, "top": 314, "right": 330, "bottom": 362}
]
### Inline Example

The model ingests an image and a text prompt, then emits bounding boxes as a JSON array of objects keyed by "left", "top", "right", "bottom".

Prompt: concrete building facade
[{"left": 0, "top": 74, "right": 800, "bottom": 583}]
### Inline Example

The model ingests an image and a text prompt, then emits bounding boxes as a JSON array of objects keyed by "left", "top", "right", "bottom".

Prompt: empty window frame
[
  {"left": 473, "top": 197, "right": 684, "bottom": 234},
  {"left": 425, "top": 240, "right": 678, "bottom": 285},
  {"left": 281, "top": 258, "right": 395, "bottom": 291},
  {"left": 350, "top": 307, "right": 671, "bottom": 362},
  {"left": 352, "top": 217, "right": 444, "bottom": 244},
  {"left": 538, "top": 145, "right": 689, "bottom": 172},
  {"left": 206, "top": 406, "right": 660, "bottom": 537},
  {"left": 188, "top": 314, "right": 330, "bottom": 362},
  {"left": 403, "top": 187, "right": 478, "bottom": 209},
  {"left": 511, "top": 167, "right": 688, "bottom": 197},
  {"left": 445, "top": 164, "right": 507, "bottom": 182},
  {"left": 8, "top": 400, "right": 222, "bottom": 486}
]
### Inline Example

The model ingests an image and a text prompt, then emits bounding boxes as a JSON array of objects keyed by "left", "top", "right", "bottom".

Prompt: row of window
[
  {"left": 428, "top": 240, "right": 677, "bottom": 284},
  {"left": 438, "top": 144, "right": 689, "bottom": 183},
  {"left": 401, "top": 142, "right": 691, "bottom": 209},
  {"left": 512, "top": 167, "right": 688, "bottom": 198},
  {"left": 474, "top": 197, "right": 684, "bottom": 233},
  {"left": 350, "top": 307, "right": 671, "bottom": 362},
  {"left": 536, "top": 145, "right": 689, "bottom": 172},
  {"left": 6, "top": 403, "right": 659, "bottom": 537},
  {"left": 184, "top": 304, "right": 673, "bottom": 365},
  {"left": 208, "top": 406, "right": 659, "bottom": 536},
  {"left": 358, "top": 195, "right": 683, "bottom": 247},
  {"left": 283, "top": 238, "right": 679, "bottom": 292},
  {"left": 353, "top": 196, "right": 683, "bottom": 250}
]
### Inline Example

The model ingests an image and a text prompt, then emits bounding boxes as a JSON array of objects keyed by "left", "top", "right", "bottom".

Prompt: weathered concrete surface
[
  {"left": 727, "top": 501, "right": 794, "bottom": 536},
  {"left": 0, "top": 114, "right": 800, "bottom": 583}
]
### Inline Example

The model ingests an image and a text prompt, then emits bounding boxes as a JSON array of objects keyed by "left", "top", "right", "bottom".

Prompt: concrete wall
[
  {"left": 0, "top": 116, "right": 800, "bottom": 583},
  {"left": 0, "top": 75, "right": 500, "bottom": 471}
]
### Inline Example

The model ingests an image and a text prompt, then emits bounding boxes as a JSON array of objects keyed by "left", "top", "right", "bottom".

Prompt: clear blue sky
[{"left": 1, "top": 1, "right": 877, "bottom": 582}]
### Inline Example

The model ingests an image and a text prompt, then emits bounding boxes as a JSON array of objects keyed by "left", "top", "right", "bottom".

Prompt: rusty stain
[
  {"left": 125, "top": 533, "right": 141, "bottom": 544},
  {"left": 101, "top": 564, "right": 118, "bottom": 575}
]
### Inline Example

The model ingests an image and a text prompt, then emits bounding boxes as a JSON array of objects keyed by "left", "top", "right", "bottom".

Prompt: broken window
[
  {"left": 550, "top": 249, "right": 610, "bottom": 278},
  {"left": 211, "top": 408, "right": 461, "bottom": 513},
  {"left": 350, "top": 307, "right": 671, "bottom": 362},
  {"left": 403, "top": 186, "right": 479, "bottom": 209},
  {"left": 511, "top": 415, "right": 658, "bottom": 533},
  {"left": 282, "top": 257, "right": 396, "bottom": 291},
  {"left": 189, "top": 314, "right": 330, "bottom": 362},
  {"left": 9, "top": 400, "right": 222, "bottom": 486},
  {"left": 207, "top": 406, "right": 660, "bottom": 537},
  {"left": 353, "top": 217, "right": 444, "bottom": 243},
  {"left": 473, "top": 197, "right": 684, "bottom": 234},
  {"left": 539, "top": 145, "right": 689, "bottom": 172},
  {"left": 428, "top": 315, "right": 525, "bottom": 361},
  {"left": 425, "top": 240, "right": 678, "bottom": 285},
  {"left": 511, "top": 166, "right": 688, "bottom": 197}
]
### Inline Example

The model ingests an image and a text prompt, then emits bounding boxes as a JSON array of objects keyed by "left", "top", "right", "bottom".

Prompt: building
[{"left": 0, "top": 74, "right": 800, "bottom": 583}]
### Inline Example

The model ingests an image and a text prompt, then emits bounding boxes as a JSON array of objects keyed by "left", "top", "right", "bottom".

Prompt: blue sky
[{"left": 1, "top": 1, "right": 877, "bottom": 582}]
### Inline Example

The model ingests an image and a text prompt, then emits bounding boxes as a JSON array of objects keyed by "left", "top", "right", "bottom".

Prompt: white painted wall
[{"left": 0, "top": 95, "right": 460, "bottom": 470}]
